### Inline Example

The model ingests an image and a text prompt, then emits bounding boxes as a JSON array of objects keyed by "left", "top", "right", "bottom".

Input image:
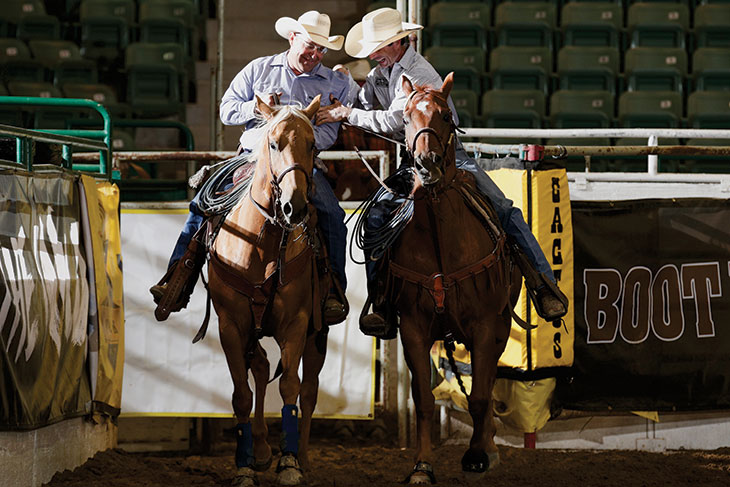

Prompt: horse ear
[
  {"left": 256, "top": 95, "right": 274, "bottom": 119},
  {"left": 402, "top": 75, "right": 414, "bottom": 96},
  {"left": 303, "top": 94, "right": 321, "bottom": 120},
  {"left": 441, "top": 72, "right": 454, "bottom": 98}
]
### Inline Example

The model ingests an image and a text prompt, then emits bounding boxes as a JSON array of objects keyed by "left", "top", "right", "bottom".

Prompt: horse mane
[{"left": 250, "top": 103, "right": 314, "bottom": 163}]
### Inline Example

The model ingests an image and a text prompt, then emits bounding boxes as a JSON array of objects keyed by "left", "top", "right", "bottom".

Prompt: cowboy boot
[
  {"left": 324, "top": 275, "right": 349, "bottom": 325},
  {"left": 359, "top": 276, "right": 397, "bottom": 340},
  {"left": 510, "top": 242, "right": 569, "bottom": 322}
]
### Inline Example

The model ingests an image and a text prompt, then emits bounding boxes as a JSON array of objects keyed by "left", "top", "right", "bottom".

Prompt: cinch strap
[{"left": 280, "top": 404, "right": 299, "bottom": 455}]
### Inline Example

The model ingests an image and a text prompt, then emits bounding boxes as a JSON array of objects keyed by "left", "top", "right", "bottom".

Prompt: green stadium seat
[
  {"left": 16, "top": 14, "right": 60, "bottom": 41},
  {"left": 692, "top": 47, "right": 730, "bottom": 91},
  {"left": 79, "top": 0, "right": 134, "bottom": 62},
  {"left": 62, "top": 82, "right": 129, "bottom": 119},
  {"left": 450, "top": 88, "right": 479, "bottom": 128},
  {"left": 481, "top": 89, "right": 545, "bottom": 128},
  {"left": 0, "top": 38, "right": 44, "bottom": 84},
  {"left": 111, "top": 129, "right": 135, "bottom": 151},
  {"left": 494, "top": 1, "right": 557, "bottom": 49},
  {"left": 626, "top": 2, "right": 689, "bottom": 48},
  {"left": 550, "top": 89, "right": 614, "bottom": 129},
  {"left": 427, "top": 2, "right": 490, "bottom": 50},
  {"left": 694, "top": 4, "right": 730, "bottom": 48},
  {"left": 29, "top": 39, "right": 97, "bottom": 87},
  {"left": 557, "top": 45, "right": 620, "bottom": 95},
  {"left": 1, "top": 1, "right": 46, "bottom": 25},
  {"left": 687, "top": 90, "right": 730, "bottom": 129},
  {"left": 424, "top": 46, "right": 485, "bottom": 92},
  {"left": 618, "top": 90, "right": 683, "bottom": 128},
  {"left": 560, "top": 1, "right": 623, "bottom": 48},
  {"left": 489, "top": 45, "right": 552, "bottom": 95},
  {"left": 139, "top": 0, "right": 195, "bottom": 57},
  {"left": 684, "top": 81, "right": 730, "bottom": 172},
  {"left": 125, "top": 42, "right": 185, "bottom": 118},
  {"left": 624, "top": 47, "right": 687, "bottom": 94}
]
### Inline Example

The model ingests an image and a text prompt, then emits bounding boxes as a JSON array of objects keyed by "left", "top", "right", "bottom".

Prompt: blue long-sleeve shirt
[{"left": 220, "top": 51, "right": 352, "bottom": 151}]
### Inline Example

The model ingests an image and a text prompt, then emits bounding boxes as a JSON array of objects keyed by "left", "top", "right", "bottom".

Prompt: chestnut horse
[
  {"left": 208, "top": 95, "right": 329, "bottom": 487},
  {"left": 392, "top": 73, "right": 521, "bottom": 484}
]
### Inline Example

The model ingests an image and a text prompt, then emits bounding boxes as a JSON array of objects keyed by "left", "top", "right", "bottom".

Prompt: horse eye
[
  {"left": 442, "top": 113, "right": 451, "bottom": 122},
  {"left": 403, "top": 117, "right": 409, "bottom": 126},
  {"left": 269, "top": 141, "right": 278, "bottom": 151}
]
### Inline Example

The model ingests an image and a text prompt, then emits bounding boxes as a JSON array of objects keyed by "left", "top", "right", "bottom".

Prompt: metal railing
[
  {"left": 0, "top": 96, "right": 113, "bottom": 177},
  {"left": 462, "top": 128, "right": 730, "bottom": 176}
]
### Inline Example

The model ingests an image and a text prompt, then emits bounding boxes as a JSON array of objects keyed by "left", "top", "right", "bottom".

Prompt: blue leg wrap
[
  {"left": 234, "top": 423, "right": 254, "bottom": 468},
  {"left": 280, "top": 404, "right": 299, "bottom": 456}
]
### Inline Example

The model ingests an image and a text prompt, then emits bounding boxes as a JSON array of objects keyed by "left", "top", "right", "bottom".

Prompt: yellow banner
[
  {"left": 487, "top": 168, "right": 574, "bottom": 371},
  {"left": 81, "top": 176, "right": 125, "bottom": 412}
]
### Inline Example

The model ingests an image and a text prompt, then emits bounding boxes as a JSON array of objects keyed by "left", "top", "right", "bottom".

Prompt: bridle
[
  {"left": 249, "top": 115, "right": 314, "bottom": 230},
  {"left": 404, "top": 89, "right": 457, "bottom": 162}
]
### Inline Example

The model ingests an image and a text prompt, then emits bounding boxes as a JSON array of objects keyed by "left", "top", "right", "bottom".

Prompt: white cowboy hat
[
  {"left": 345, "top": 8, "right": 423, "bottom": 58},
  {"left": 275, "top": 10, "right": 344, "bottom": 51}
]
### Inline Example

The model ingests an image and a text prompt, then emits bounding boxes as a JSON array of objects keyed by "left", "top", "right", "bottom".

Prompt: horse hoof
[
  {"left": 461, "top": 448, "right": 490, "bottom": 475},
  {"left": 232, "top": 467, "right": 258, "bottom": 486},
  {"left": 252, "top": 453, "right": 273, "bottom": 472},
  {"left": 405, "top": 461, "right": 436, "bottom": 485},
  {"left": 409, "top": 472, "right": 433, "bottom": 485},
  {"left": 276, "top": 454, "right": 305, "bottom": 486}
]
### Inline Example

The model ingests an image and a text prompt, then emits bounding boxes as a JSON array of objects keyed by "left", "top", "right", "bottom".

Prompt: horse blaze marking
[
  {"left": 416, "top": 100, "right": 429, "bottom": 115},
  {"left": 583, "top": 262, "right": 721, "bottom": 344}
]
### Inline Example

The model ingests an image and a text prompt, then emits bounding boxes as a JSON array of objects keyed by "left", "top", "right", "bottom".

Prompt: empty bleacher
[{"left": 419, "top": 0, "right": 730, "bottom": 172}]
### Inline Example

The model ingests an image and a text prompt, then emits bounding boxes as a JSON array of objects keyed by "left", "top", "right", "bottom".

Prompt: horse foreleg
[
  {"left": 462, "top": 317, "right": 500, "bottom": 479},
  {"left": 218, "top": 314, "right": 259, "bottom": 485},
  {"left": 275, "top": 323, "right": 308, "bottom": 486},
  {"left": 297, "top": 328, "right": 328, "bottom": 470},
  {"left": 250, "top": 343, "right": 273, "bottom": 471},
  {"left": 399, "top": 318, "right": 437, "bottom": 484}
]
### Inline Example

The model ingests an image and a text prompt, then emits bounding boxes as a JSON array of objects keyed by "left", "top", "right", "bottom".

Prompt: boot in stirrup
[
  {"left": 532, "top": 273, "right": 569, "bottom": 322},
  {"left": 359, "top": 291, "right": 397, "bottom": 340},
  {"left": 510, "top": 241, "right": 569, "bottom": 322}
]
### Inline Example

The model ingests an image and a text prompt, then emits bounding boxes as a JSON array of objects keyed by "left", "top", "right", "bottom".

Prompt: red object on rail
[
  {"left": 520, "top": 144, "right": 545, "bottom": 162},
  {"left": 524, "top": 432, "right": 536, "bottom": 449}
]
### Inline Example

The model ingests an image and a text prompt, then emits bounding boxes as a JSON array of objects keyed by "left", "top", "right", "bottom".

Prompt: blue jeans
[
  {"left": 455, "top": 146, "right": 554, "bottom": 281},
  {"left": 168, "top": 168, "right": 348, "bottom": 292},
  {"left": 364, "top": 150, "right": 554, "bottom": 284}
]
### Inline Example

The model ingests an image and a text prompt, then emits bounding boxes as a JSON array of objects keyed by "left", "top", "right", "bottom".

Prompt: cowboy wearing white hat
[
  {"left": 275, "top": 10, "right": 344, "bottom": 52},
  {"left": 152, "top": 9, "right": 353, "bottom": 365},
  {"left": 315, "top": 8, "right": 567, "bottom": 337},
  {"left": 344, "top": 7, "right": 422, "bottom": 59}
]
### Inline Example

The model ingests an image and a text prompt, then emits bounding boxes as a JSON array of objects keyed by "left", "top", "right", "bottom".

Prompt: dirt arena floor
[{"left": 44, "top": 419, "right": 730, "bottom": 487}]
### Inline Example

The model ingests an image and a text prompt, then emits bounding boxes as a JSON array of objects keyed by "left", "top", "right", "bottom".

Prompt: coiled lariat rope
[
  {"left": 348, "top": 166, "right": 415, "bottom": 265},
  {"left": 195, "top": 154, "right": 254, "bottom": 216}
]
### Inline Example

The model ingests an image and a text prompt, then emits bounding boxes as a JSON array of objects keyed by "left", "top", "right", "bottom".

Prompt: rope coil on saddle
[
  {"left": 195, "top": 153, "right": 255, "bottom": 216},
  {"left": 349, "top": 166, "right": 415, "bottom": 264}
]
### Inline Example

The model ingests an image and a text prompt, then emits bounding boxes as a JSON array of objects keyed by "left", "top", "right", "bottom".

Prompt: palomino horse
[
  {"left": 208, "top": 95, "right": 329, "bottom": 487},
  {"left": 391, "top": 73, "right": 521, "bottom": 484}
]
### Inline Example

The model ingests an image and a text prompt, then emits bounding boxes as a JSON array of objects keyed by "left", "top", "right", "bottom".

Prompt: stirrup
[
  {"left": 533, "top": 273, "right": 569, "bottom": 322},
  {"left": 358, "top": 295, "right": 397, "bottom": 340},
  {"left": 324, "top": 295, "right": 348, "bottom": 325}
]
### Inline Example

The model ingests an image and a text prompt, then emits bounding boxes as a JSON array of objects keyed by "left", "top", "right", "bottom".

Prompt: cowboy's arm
[
  {"left": 219, "top": 64, "right": 258, "bottom": 126},
  {"left": 312, "top": 77, "right": 351, "bottom": 150},
  {"left": 347, "top": 85, "right": 406, "bottom": 136}
]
